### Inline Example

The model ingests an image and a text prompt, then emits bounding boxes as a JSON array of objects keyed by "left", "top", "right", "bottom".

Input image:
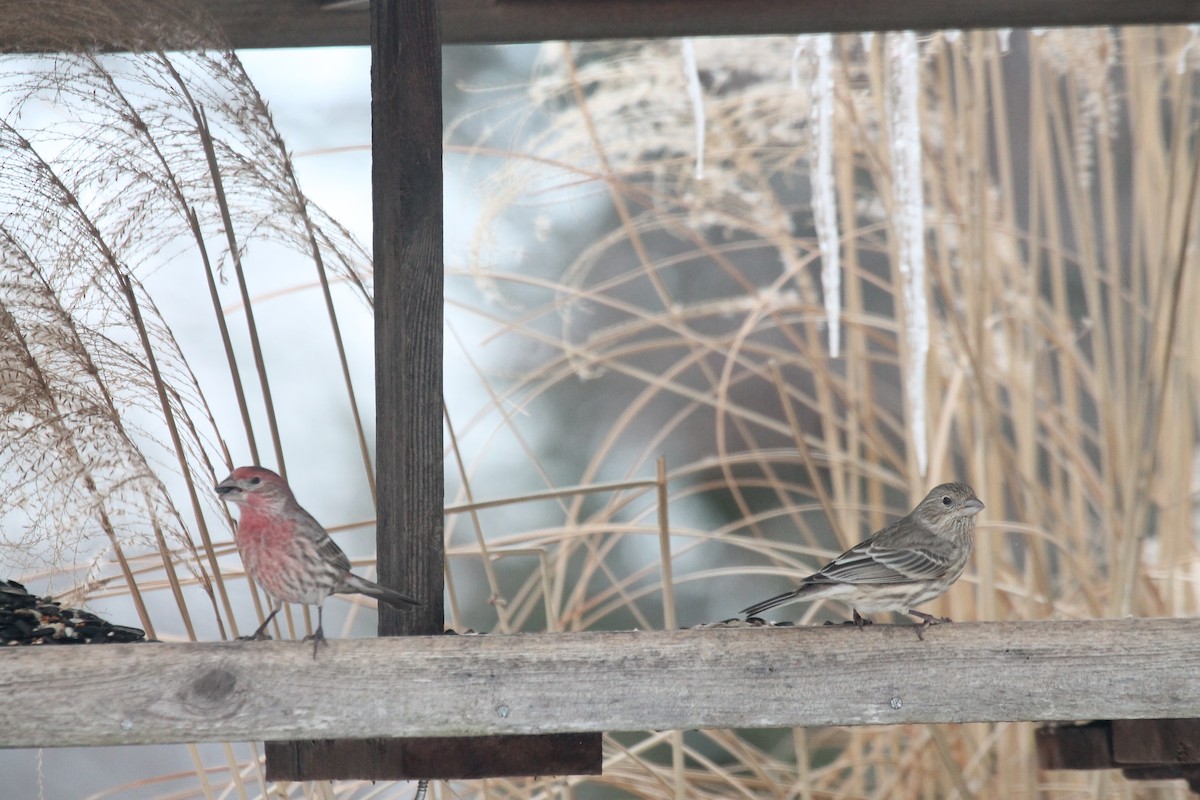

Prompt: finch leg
[
  {"left": 301, "top": 605, "right": 328, "bottom": 660},
  {"left": 908, "top": 609, "right": 952, "bottom": 640},
  {"left": 240, "top": 604, "right": 281, "bottom": 641},
  {"left": 852, "top": 609, "right": 874, "bottom": 629}
]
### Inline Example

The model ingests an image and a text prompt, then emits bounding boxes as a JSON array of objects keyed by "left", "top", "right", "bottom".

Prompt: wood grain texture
[
  {"left": 3, "top": 1, "right": 1200, "bottom": 51},
  {"left": 3, "top": 620, "right": 1200, "bottom": 748},
  {"left": 373, "top": 0, "right": 444, "bottom": 638}
]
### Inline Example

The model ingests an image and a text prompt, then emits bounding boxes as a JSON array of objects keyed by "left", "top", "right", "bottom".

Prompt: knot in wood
[{"left": 188, "top": 667, "right": 238, "bottom": 708}]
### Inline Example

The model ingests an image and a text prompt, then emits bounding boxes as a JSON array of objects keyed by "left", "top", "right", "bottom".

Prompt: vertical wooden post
[
  {"left": 372, "top": 0, "right": 444, "bottom": 640},
  {"left": 266, "top": 0, "right": 600, "bottom": 783}
]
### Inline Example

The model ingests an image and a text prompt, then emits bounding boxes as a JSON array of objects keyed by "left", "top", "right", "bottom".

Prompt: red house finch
[
  {"left": 741, "top": 482, "right": 984, "bottom": 637},
  {"left": 216, "top": 466, "right": 419, "bottom": 656}
]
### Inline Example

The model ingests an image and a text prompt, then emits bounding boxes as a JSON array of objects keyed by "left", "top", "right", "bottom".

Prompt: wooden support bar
[
  {"left": 3, "top": 620, "right": 1200, "bottom": 748},
  {"left": 2, "top": 0, "right": 1200, "bottom": 52},
  {"left": 265, "top": 734, "right": 602, "bottom": 780},
  {"left": 1038, "top": 718, "right": 1200, "bottom": 791},
  {"left": 437, "top": 0, "right": 1200, "bottom": 44},
  {"left": 1036, "top": 722, "right": 1115, "bottom": 770},
  {"left": 1112, "top": 719, "right": 1200, "bottom": 765},
  {"left": 265, "top": 734, "right": 602, "bottom": 781},
  {"left": 372, "top": 0, "right": 443, "bottom": 648}
]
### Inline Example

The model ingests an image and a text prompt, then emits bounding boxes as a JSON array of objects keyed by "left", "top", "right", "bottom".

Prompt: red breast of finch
[
  {"left": 216, "top": 466, "right": 419, "bottom": 657},
  {"left": 741, "top": 482, "right": 984, "bottom": 638}
]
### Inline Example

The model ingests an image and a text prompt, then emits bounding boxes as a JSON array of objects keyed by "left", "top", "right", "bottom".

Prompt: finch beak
[
  {"left": 214, "top": 477, "right": 240, "bottom": 497},
  {"left": 963, "top": 498, "right": 985, "bottom": 516}
]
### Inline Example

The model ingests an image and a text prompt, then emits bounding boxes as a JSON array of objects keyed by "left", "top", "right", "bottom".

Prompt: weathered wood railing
[{"left": 3, "top": 619, "right": 1198, "bottom": 748}]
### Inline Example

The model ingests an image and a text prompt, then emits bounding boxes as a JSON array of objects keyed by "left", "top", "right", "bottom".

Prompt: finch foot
[
  {"left": 852, "top": 609, "right": 875, "bottom": 629},
  {"left": 908, "top": 610, "right": 952, "bottom": 640},
  {"left": 304, "top": 606, "right": 329, "bottom": 659},
  {"left": 302, "top": 626, "right": 327, "bottom": 660},
  {"left": 238, "top": 611, "right": 280, "bottom": 642}
]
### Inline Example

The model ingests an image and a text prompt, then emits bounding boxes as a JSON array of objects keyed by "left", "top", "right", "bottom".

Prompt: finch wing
[
  {"left": 294, "top": 507, "right": 354, "bottom": 572},
  {"left": 315, "top": 533, "right": 353, "bottom": 572},
  {"left": 808, "top": 538, "right": 955, "bottom": 585}
]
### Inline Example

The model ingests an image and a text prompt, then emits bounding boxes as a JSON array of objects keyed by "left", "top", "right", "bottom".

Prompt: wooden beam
[
  {"left": 264, "top": 734, "right": 602, "bottom": 780},
  {"left": 372, "top": 0, "right": 443, "bottom": 648},
  {"left": 1036, "top": 722, "right": 1114, "bottom": 770},
  {"left": 1037, "top": 719, "right": 1200, "bottom": 791},
  {"left": 2, "top": 0, "right": 1199, "bottom": 52},
  {"left": 4, "top": 619, "right": 1200, "bottom": 748},
  {"left": 437, "top": 0, "right": 1200, "bottom": 43},
  {"left": 1112, "top": 719, "right": 1200, "bottom": 765}
]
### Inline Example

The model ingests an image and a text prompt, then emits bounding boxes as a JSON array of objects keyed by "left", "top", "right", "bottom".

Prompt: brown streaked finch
[
  {"left": 216, "top": 466, "right": 419, "bottom": 657},
  {"left": 741, "top": 482, "right": 984, "bottom": 638}
]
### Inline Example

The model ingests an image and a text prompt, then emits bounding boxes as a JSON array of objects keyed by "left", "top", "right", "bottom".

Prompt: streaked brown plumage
[{"left": 741, "top": 482, "right": 984, "bottom": 637}]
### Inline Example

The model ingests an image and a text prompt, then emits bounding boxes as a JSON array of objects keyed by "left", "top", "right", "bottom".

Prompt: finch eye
[
  {"left": 249, "top": 477, "right": 261, "bottom": 486},
  {"left": 941, "top": 496, "right": 952, "bottom": 506}
]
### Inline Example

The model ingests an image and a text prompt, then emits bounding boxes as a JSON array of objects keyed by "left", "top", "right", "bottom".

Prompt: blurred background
[{"left": 0, "top": 11, "right": 1197, "bottom": 799}]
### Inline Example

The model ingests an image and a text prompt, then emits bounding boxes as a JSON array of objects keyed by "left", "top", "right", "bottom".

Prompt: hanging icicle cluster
[
  {"left": 885, "top": 30, "right": 930, "bottom": 477},
  {"left": 809, "top": 33, "right": 840, "bottom": 359}
]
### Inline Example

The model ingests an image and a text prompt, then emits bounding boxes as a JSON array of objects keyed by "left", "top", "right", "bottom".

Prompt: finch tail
[
  {"left": 741, "top": 588, "right": 801, "bottom": 617},
  {"left": 343, "top": 573, "right": 422, "bottom": 607}
]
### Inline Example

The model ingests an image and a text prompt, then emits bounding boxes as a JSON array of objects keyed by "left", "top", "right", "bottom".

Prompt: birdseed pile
[{"left": 0, "top": 580, "right": 146, "bottom": 645}]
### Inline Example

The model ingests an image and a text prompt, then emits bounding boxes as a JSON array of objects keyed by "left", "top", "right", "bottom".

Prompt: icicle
[
  {"left": 681, "top": 39, "right": 705, "bottom": 180},
  {"left": 886, "top": 31, "right": 929, "bottom": 477},
  {"left": 861, "top": 31, "right": 875, "bottom": 53},
  {"left": 1178, "top": 24, "right": 1200, "bottom": 75},
  {"left": 810, "top": 33, "right": 841, "bottom": 357},
  {"left": 996, "top": 28, "right": 1012, "bottom": 54},
  {"left": 790, "top": 35, "right": 805, "bottom": 90},
  {"left": 943, "top": 30, "right": 961, "bottom": 44}
]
